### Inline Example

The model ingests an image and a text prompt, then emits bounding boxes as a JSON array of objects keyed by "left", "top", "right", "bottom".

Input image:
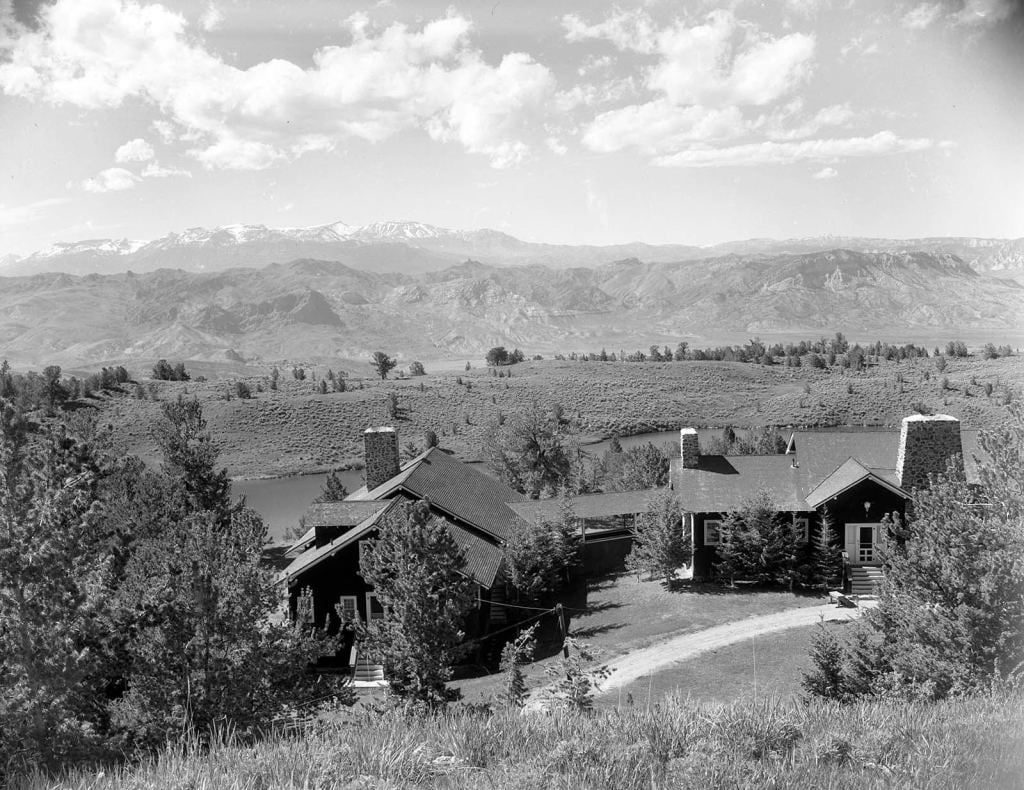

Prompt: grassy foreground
[{"left": 17, "top": 693, "right": 1023, "bottom": 789}]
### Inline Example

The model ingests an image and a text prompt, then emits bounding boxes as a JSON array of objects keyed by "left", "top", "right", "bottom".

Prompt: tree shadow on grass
[
  {"left": 668, "top": 580, "right": 825, "bottom": 598},
  {"left": 570, "top": 621, "right": 626, "bottom": 640}
]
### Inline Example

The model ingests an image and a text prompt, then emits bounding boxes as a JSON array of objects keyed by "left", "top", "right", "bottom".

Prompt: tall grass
[{"left": 16, "top": 692, "right": 1023, "bottom": 789}]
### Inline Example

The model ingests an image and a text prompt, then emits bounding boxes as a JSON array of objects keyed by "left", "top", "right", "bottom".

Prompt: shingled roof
[
  {"left": 348, "top": 447, "right": 528, "bottom": 542},
  {"left": 672, "top": 455, "right": 809, "bottom": 512},
  {"left": 673, "top": 425, "right": 983, "bottom": 514},
  {"left": 790, "top": 429, "right": 981, "bottom": 488},
  {"left": 508, "top": 490, "right": 656, "bottom": 523}
]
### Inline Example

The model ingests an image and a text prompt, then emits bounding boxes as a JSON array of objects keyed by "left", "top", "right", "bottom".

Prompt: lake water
[
  {"left": 239, "top": 428, "right": 748, "bottom": 545},
  {"left": 234, "top": 468, "right": 364, "bottom": 544}
]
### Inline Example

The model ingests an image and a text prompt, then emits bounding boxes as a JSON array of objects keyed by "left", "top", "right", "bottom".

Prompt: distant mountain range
[
  {"left": 1, "top": 245, "right": 1020, "bottom": 368},
  {"left": 4, "top": 220, "right": 1024, "bottom": 281}
]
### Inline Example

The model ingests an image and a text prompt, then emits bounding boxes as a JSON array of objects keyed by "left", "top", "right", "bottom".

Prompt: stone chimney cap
[
  {"left": 364, "top": 426, "right": 397, "bottom": 434},
  {"left": 680, "top": 427, "right": 698, "bottom": 435},
  {"left": 902, "top": 414, "right": 958, "bottom": 423}
]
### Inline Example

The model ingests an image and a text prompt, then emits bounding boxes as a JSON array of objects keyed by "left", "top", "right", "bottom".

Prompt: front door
[{"left": 845, "top": 523, "right": 880, "bottom": 564}]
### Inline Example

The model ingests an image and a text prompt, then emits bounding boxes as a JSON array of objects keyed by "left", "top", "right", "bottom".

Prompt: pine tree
[
  {"left": 110, "top": 400, "right": 325, "bottom": 747},
  {"left": 359, "top": 501, "right": 474, "bottom": 706},
  {"left": 811, "top": 507, "right": 843, "bottom": 591},
  {"left": 314, "top": 471, "right": 349, "bottom": 503},
  {"left": 499, "top": 623, "right": 537, "bottom": 708},
  {"left": 625, "top": 489, "right": 692, "bottom": 586},
  {"left": 0, "top": 403, "right": 119, "bottom": 767}
]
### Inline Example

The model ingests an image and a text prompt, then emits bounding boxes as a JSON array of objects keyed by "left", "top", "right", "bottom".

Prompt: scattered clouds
[
  {"left": 653, "top": 131, "right": 937, "bottom": 168},
  {"left": 82, "top": 167, "right": 140, "bottom": 192},
  {"left": 841, "top": 34, "right": 880, "bottom": 57},
  {"left": 114, "top": 137, "right": 155, "bottom": 163},
  {"left": 0, "top": 1, "right": 555, "bottom": 169},
  {"left": 141, "top": 161, "right": 191, "bottom": 178},
  {"left": 902, "top": 3, "right": 944, "bottom": 29},
  {"left": 545, "top": 137, "right": 568, "bottom": 156},
  {"left": 812, "top": 166, "right": 838, "bottom": 179},
  {"left": 199, "top": 2, "right": 222, "bottom": 32},
  {"left": 566, "top": 9, "right": 822, "bottom": 156},
  {"left": 564, "top": 8, "right": 942, "bottom": 170},
  {"left": 903, "top": 0, "right": 1016, "bottom": 29},
  {"left": 953, "top": 0, "right": 1017, "bottom": 26}
]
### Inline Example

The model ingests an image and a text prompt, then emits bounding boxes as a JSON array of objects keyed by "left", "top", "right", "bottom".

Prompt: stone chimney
[
  {"left": 680, "top": 428, "right": 700, "bottom": 469},
  {"left": 364, "top": 427, "right": 400, "bottom": 491},
  {"left": 895, "top": 414, "right": 963, "bottom": 489}
]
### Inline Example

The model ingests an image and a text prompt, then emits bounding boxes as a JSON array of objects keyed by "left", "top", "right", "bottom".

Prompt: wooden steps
[
  {"left": 849, "top": 566, "right": 884, "bottom": 596},
  {"left": 352, "top": 653, "right": 384, "bottom": 683}
]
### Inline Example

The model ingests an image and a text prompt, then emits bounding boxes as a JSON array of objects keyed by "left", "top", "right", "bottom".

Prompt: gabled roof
[
  {"left": 277, "top": 497, "right": 503, "bottom": 589},
  {"left": 804, "top": 457, "right": 907, "bottom": 509},
  {"left": 347, "top": 447, "right": 527, "bottom": 542},
  {"left": 671, "top": 454, "right": 809, "bottom": 512},
  {"left": 508, "top": 490, "right": 655, "bottom": 523},
  {"left": 278, "top": 499, "right": 399, "bottom": 585},
  {"left": 286, "top": 501, "right": 392, "bottom": 557},
  {"left": 676, "top": 425, "right": 984, "bottom": 515}
]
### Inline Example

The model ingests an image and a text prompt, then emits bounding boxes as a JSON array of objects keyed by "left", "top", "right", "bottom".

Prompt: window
[
  {"left": 366, "top": 592, "right": 385, "bottom": 622},
  {"left": 704, "top": 519, "right": 722, "bottom": 546},
  {"left": 794, "top": 517, "right": 810, "bottom": 543},
  {"left": 336, "top": 595, "right": 357, "bottom": 624},
  {"left": 358, "top": 540, "right": 370, "bottom": 568}
]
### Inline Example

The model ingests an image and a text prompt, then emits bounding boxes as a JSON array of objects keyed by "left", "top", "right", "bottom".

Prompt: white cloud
[
  {"left": 568, "top": 10, "right": 819, "bottom": 156},
  {"left": 141, "top": 161, "right": 191, "bottom": 178},
  {"left": 841, "top": 35, "right": 880, "bottom": 57},
  {"left": 763, "top": 102, "right": 855, "bottom": 141},
  {"left": 546, "top": 137, "right": 568, "bottom": 156},
  {"left": 199, "top": 3, "right": 222, "bottom": 31},
  {"left": 565, "top": 10, "right": 815, "bottom": 108},
  {"left": 953, "top": 0, "right": 1016, "bottom": 26},
  {"left": 584, "top": 100, "right": 747, "bottom": 154},
  {"left": 82, "top": 167, "right": 140, "bottom": 192},
  {"left": 902, "top": 3, "right": 944, "bottom": 29},
  {"left": 114, "top": 137, "right": 154, "bottom": 162},
  {"left": 152, "top": 119, "right": 176, "bottom": 143},
  {"left": 562, "top": 9, "right": 660, "bottom": 53},
  {"left": 653, "top": 131, "right": 937, "bottom": 168},
  {"left": 812, "top": 166, "right": 838, "bottom": 179},
  {"left": 0, "top": 1, "right": 555, "bottom": 169}
]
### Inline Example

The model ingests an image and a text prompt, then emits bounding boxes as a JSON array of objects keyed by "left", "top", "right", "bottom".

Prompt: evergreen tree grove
[{"left": 805, "top": 406, "right": 1024, "bottom": 700}]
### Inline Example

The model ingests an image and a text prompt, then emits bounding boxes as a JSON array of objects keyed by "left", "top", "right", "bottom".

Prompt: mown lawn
[
  {"left": 595, "top": 620, "right": 844, "bottom": 709},
  {"left": 455, "top": 573, "right": 821, "bottom": 704}
]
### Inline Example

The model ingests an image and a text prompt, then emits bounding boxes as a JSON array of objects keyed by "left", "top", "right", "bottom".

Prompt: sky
[{"left": 1, "top": 0, "right": 1022, "bottom": 255}]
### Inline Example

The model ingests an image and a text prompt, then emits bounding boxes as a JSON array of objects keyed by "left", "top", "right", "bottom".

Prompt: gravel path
[{"left": 595, "top": 600, "right": 871, "bottom": 696}]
